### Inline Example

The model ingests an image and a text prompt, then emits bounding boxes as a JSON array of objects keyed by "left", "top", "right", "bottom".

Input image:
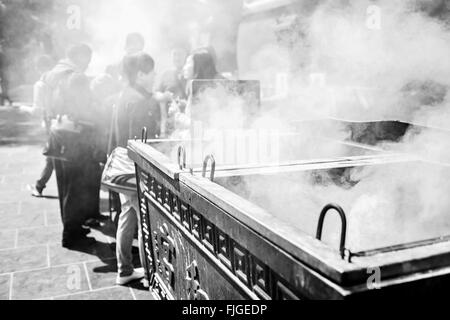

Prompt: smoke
[
  {"left": 179, "top": 0, "right": 450, "bottom": 254},
  {"left": 217, "top": 160, "right": 450, "bottom": 252},
  {"left": 239, "top": 0, "right": 450, "bottom": 122},
  {"left": 49, "top": 0, "right": 180, "bottom": 75},
  {"left": 8, "top": 0, "right": 448, "bottom": 253},
  {"left": 45, "top": 0, "right": 242, "bottom": 77}
]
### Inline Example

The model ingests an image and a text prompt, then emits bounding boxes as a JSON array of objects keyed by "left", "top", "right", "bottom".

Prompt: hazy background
[
  {"left": 2, "top": 0, "right": 450, "bottom": 251},
  {"left": 1, "top": 0, "right": 449, "bottom": 107}
]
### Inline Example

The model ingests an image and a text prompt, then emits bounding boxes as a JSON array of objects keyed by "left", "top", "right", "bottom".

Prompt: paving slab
[
  {"left": 0, "top": 210, "right": 45, "bottom": 230},
  {"left": 0, "top": 274, "right": 11, "bottom": 300},
  {"left": 0, "top": 124, "right": 141, "bottom": 300},
  {"left": 17, "top": 225, "right": 63, "bottom": 247},
  {"left": 84, "top": 259, "right": 118, "bottom": 290},
  {"left": 55, "top": 286, "right": 134, "bottom": 300},
  {"left": 0, "top": 245, "right": 48, "bottom": 274},
  {"left": 48, "top": 241, "right": 115, "bottom": 267},
  {"left": 0, "top": 229, "right": 16, "bottom": 250},
  {"left": 11, "top": 263, "right": 89, "bottom": 300},
  {"left": 45, "top": 210, "right": 62, "bottom": 226},
  {"left": 0, "top": 202, "right": 19, "bottom": 215}
]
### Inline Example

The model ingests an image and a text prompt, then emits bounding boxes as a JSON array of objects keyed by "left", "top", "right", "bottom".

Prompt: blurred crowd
[{"left": 26, "top": 33, "right": 226, "bottom": 287}]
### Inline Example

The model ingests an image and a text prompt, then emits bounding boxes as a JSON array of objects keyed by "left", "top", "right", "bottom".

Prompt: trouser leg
[
  {"left": 53, "top": 159, "right": 65, "bottom": 221},
  {"left": 36, "top": 157, "right": 54, "bottom": 191},
  {"left": 83, "top": 162, "right": 101, "bottom": 220},
  {"left": 134, "top": 200, "right": 146, "bottom": 273},
  {"left": 129, "top": 196, "right": 146, "bottom": 273},
  {"left": 60, "top": 162, "right": 87, "bottom": 240},
  {"left": 116, "top": 195, "right": 138, "bottom": 277}
]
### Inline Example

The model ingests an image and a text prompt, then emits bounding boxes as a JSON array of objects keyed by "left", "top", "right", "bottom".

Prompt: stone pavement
[{"left": 0, "top": 110, "right": 153, "bottom": 300}]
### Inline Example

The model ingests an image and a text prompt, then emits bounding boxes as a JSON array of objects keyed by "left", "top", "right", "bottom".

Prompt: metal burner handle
[
  {"left": 178, "top": 146, "right": 187, "bottom": 170},
  {"left": 202, "top": 155, "right": 216, "bottom": 181},
  {"left": 141, "top": 127, "right": 148, "bottom": 143},
  {"left": 316, "top": 204, "right": 347, "bottom": 259}
]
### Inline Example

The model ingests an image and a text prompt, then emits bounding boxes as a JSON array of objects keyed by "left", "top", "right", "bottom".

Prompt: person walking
[{"left": 28, "top": 55, "right": 56, "bottom": 197}]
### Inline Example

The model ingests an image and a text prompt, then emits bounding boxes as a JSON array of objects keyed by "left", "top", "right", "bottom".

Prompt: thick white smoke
[
  {"left": 238, "top": 0, "right": 450, "bottom": 121},
  {"left": 204, "top": 0, "right": 450, "bottom": 254}
]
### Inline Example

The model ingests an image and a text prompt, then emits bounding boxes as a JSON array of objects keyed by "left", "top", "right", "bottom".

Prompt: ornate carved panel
[
  {"left": 186, "top": 260, "right": 209, "bottom": 300},
  {"left": 137, "top": 168, "right": 303, "bottom": 300},
  {"left": 170, "top": 192, "right": 181, "bottom": 222},
  {"left": 151, "top": 276, "right": 171, "bottom": 300},
  {"left": 156, "top": 183, "right": 163, "bottom": 205},
  {"left": 180, "top": 203, "right": 191, "bottom": 230},
  {"left": 232, "top": 242, "right": 250, "bottom": 286},
  {"left": 191, "top": 210, "right": 202, "bottom": 240},
  {"left": 153, "top": 223, "right": 176, "bottom": 290},
  {"left": 136, "top": 168, "right": 153, "bottom": 269},
  {"left": 149, "top": 176, "right": 156, "bottom": 199},
  {"left": 216, "top": 228, "right": 232, "bottom": 270},
  {"left": 202, "top": 219, "right": 215, "bottom": 253},
  {"left": 251, "top": 257, "right": 272, "bottom": 300},
  {"left": 163, "top": 188, "right": 171, "bottom": 213}
]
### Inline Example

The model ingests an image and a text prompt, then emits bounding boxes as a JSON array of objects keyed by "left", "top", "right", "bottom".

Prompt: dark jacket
[{"left": 116, "top": 85, "right": 160, "bottom": 148}]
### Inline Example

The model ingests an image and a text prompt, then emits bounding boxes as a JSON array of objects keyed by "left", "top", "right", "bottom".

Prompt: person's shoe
[
  {"left": 27, "top": 184, "right": 43, "bottom": 198},
  {"left": 116, "top": 268, "right": 145, "bottom": 286},
  {"left": 62, "top": 236, "right": 96, "bottom": 249},
  {"left": 142, "top": 278, "right": 150, "bottom": 288}
]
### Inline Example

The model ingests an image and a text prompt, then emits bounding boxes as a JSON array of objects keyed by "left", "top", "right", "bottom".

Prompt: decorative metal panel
[{"left": 135, "top": 166, "right": 302, "bottom": 300}]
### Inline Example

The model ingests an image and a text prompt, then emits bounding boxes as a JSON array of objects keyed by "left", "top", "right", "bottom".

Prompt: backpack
[
  {"left": 43, "top": 117, "right": 84, "bottom": 162},
  {"left": 41, "top": 69, "right": 75, "bottom": 120},
  {"left": 41, "top": 69, "right": 88, "bottom": 162}
]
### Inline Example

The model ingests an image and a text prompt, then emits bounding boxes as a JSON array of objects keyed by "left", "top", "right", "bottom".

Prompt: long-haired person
[
  {"left": 184, "top": 47, "right": 223, "bottom": 81},
  {"left": 169, "top": 47, "right": 225, "bottom": 134}
]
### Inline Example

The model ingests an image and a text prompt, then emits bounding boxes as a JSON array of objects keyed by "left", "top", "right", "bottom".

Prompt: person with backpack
[{"left": 44, "top": 44, "right": 103, "bottom": 248}]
